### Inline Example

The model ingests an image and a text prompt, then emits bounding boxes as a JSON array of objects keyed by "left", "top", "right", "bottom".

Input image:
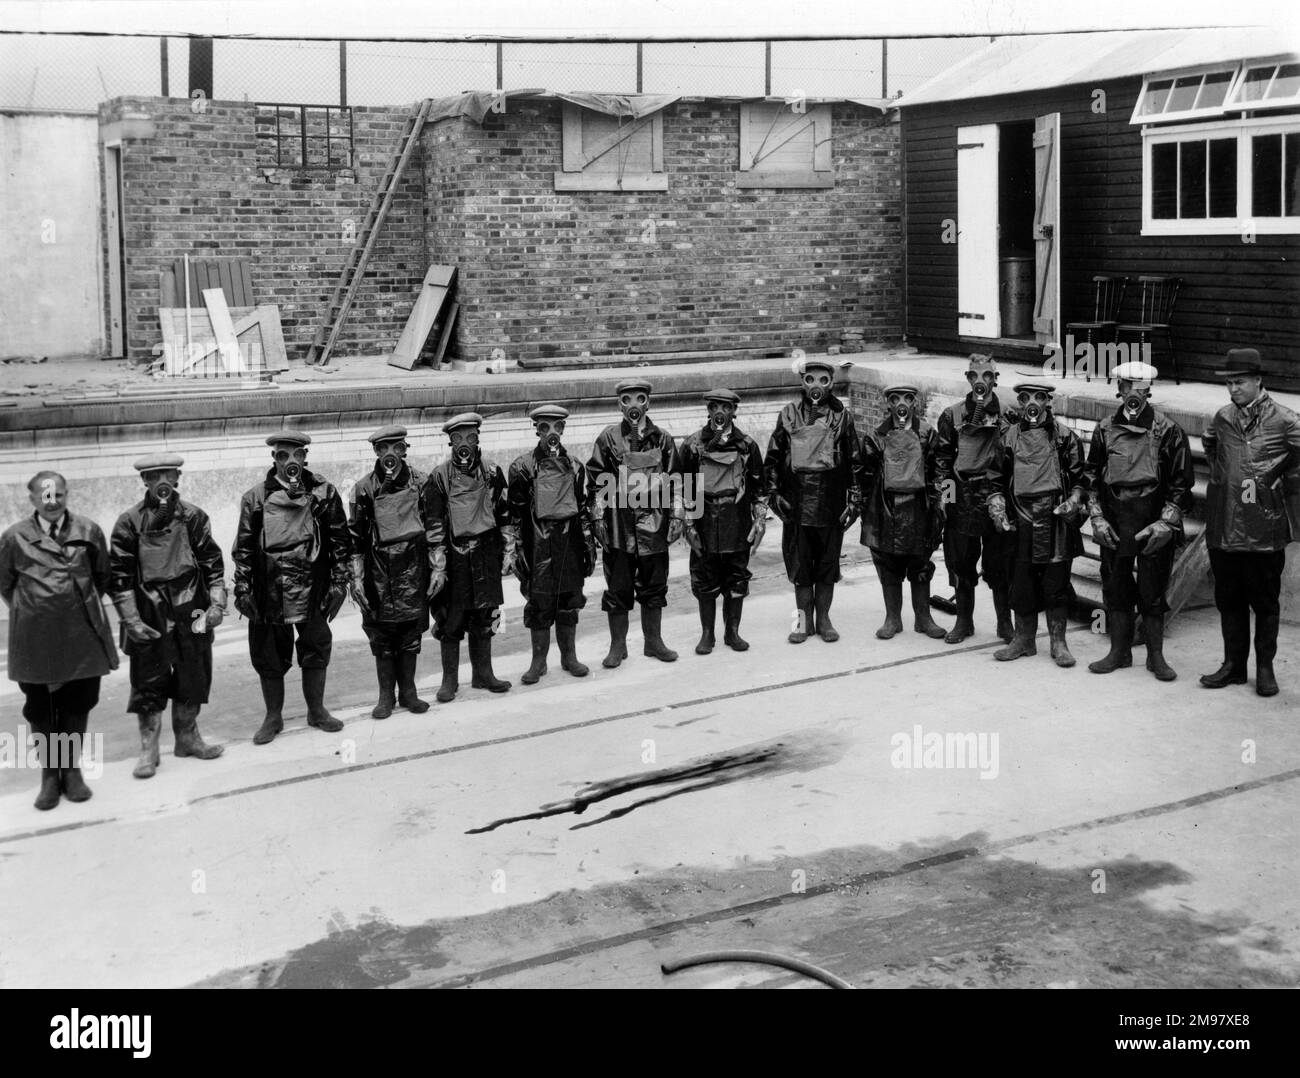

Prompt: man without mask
[
  {"left": 348, "top": 426, "right": 439, "bottom": 720},
  {"left": 934, "top": 354, "right": 1015, "bottom": 644},
  {"left": 586, "top": 379, "right": 686, "bottom": 667},
  {"left": 1085, "top": 362, "right": 1194, "bottom": 681},
  {"left": 425, "top": 413, "right": 514, "bottom": 700},
  {"left": 678, "top": 389, "right": 767, "bottom": 654},
  {"left": 110, "top": 454, "right": 228, "bottom": 778},
  {"left": 765, "top": 358, "right": 862, "bottom": 643},
  {"left": 508, "top": 405, "right": 597, "bottom": 683},
  {"left": 858, "top": 384, "right": 948, "bottom": 640},
  {"left": 986, "top": 383, "right": 1089, "bottom": 668}
]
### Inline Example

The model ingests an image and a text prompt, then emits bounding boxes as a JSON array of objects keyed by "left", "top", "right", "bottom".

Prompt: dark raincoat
[
  {"left": 232, "top": 468, "right": 352, "bottom": 623},
  {"left": 678, "top": 424, "right": 766, "bottom": 553},
  {"left": 934, "top": 393, "right": 1010, "bottom": 536},
  {"left": 990, "top": 418, "right": 1089, "bottom": 564},
  {"left": 1203, "top": 392, "right": 1300, "bottom": 553},
  {"left": 507, "top": 447, "right": 591, "bottom": 597},
  {"left": 0, "top": 512, "right": 119, "bottom": 683},
  {"left": 858, "top": 415, "right": 944, "bottom": 555},
  {"left": 586, "top": 419, "right": 682, "bottom": 556},
  {"left": 764, "top": 393, "right": 861, "bottom": 529},
  {"left": 349, "top": 463, "right": 434, "bottom": 626},
  {"left": 426, "top": 457, "right": 510, "bottom": 616}
]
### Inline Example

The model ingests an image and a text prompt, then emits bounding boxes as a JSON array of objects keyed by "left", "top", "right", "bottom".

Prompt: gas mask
[
  {"left": 619, "top": 391, "right": 649, "bottom": 427},
  {"left": 802, "top": 371, "right": 832, "bottom": 405},
  {"left": 1017, "top": 390, "right": 1052, "bottom": 427},
  {"left": 707, "top": 401, "right": 735, "bottom": 432},
  {"left": 886, "top": 390, "right": 916, "bottom": 428},
  {"left": 534, "top": 419, "right": 565, "bottom": 456},
  {"left": 375, "top": 439, "right": 407, "bottom": 478},
  {"left": 967, "top": 371, "right": 997, "bottom": 420},
  {"left": 144, "top": 469, "right": 180, "bottom": 505},
  {"left": 450, "top": 429, "right": 479, "bottom": 471},
  {"left": 272, "top": 446, "right": 307, "bottom": 490},
  {"left": 1117, "top": 380, "right": 1152, "bottom": 421}
]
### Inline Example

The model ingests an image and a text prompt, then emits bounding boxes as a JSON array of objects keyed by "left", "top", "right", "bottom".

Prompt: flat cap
[
  {"left": 1013, "top": 382, "right": 1057, "bottom": 396},
  {"left": 704, "top": 388, "right": 740, "bottom": 406},
  {"left": 266, "top": 431, "right": 311, "bottom": 447},
  {"left": 615, "top": 378, "right": 653, "bottom": 395},
  {"left": 442, "top": 412, "right": 483, "bottom": 434},
  {"left": 798, "top": 358, "right": 837, "bottom": 376},
  {"left": 134, "top": 453, "right": 184, "bottom": 473},
  {"left": 883, "top": 383, "right": 920, "bottom": 397},
  {"left": 367, "top": 425, "right": 408, "bottom": 444},
  {"left": 1214, "top": 347, "right": 1263, "bottom": 377},
  {"left": 1112, "top": 361, "right": 1159, "bottom": 382},
  {"left": 529, "top": 404, "right": 569, "bottom": 422}
]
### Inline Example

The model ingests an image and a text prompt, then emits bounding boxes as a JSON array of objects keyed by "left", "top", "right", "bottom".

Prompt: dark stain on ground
[{"left": 194, "top": 834, "right": 1299, "bottom": 989}]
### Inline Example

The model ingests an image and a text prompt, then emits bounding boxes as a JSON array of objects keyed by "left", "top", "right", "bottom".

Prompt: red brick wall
[
  {"left": 100, "top": 97, "right": 425, "bottom": 362},
  {"left": 423, "top": 99, "right": 903, "bottom": 363}
]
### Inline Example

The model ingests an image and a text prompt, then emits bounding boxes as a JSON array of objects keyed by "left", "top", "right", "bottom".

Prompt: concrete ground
[{"left": 1, "top": 525, "right": 1296, "bottom": 990}]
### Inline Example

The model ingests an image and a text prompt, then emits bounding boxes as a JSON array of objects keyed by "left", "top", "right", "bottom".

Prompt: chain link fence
[{"left": 1, "top": 33, "right": 990, "bottom": 112}]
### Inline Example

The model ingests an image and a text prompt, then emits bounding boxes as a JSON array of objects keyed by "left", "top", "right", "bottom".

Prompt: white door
[
  {"left": 1032, "top": 112, "right": 1061, "bottom": 348},
  {"left": 956, "top": 123, "right": 1000, "bottom": 339}
]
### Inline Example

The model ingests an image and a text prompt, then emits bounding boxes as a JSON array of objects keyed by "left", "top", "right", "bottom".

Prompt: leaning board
[
  {"left": 158, "top": 305, "right": 289, "bottom": 376},
  {"left": 389, "top": 265, "right": 457, "bottom": 370}
]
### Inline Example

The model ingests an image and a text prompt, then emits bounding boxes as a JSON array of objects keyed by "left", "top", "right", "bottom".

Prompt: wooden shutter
[
  {"left": 1033, "top": 112, "right": 1061, "bottom": 345},
  {"left": 555, "top": 103, "right": 667, "bottom": 192},
  {"left": 736, "top": 102, "right": 833, "bottom": 189}
]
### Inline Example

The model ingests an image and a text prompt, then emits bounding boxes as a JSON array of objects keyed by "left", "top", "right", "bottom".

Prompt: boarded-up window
[
  {"left": 736, "top": 102, "right": 832, "bottom": 189},
  {"left": 554, "top": 103, "right": 667, "bottom": 192}
]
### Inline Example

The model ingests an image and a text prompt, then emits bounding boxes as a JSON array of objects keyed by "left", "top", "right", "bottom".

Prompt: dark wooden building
[{"left": 896, "top": 29, "right": 1300, "bottom": 388}]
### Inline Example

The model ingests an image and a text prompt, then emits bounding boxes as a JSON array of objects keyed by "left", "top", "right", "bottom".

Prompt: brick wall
[
  {"left": 100, "top": 97, "right": 426, "bottom": 362},
  {"left": 423, "top": 99, "right": 903, "bottom": 363}
]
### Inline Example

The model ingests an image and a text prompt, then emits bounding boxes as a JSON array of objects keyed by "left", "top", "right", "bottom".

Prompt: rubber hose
[{"left": 661, "top": 950, "right": 853, "bottom": 989}]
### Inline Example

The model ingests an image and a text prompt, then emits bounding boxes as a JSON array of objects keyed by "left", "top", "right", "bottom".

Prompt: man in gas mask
[
  {"left": 233, "top": 432, "right": 352, "bottom": 745},
  {"left": 109, "top": 454, "right": 227, "bottom": 778},
  {"left": 348, "top": 426, "right": 438, "bottom": 719},
  {"left": 765, "top": 358, "right": 861, "bottom": 643},
  {"left": 586, "top": 379, "right": 685, "bottom": 666},
  {"left": 508, "top": 405, "right": 596, "bottom": 682},
  {"left": 426, "top": 413, "right": 513, "bottom": 700},
  {"left": 1199, "top": 348, "right": 1300, "bottom": 697},
  {"left": 987, "top": 383, "right": 1089, "bottom": 667},
  {"left": 1085, "top": 361, "right": 1194, "bottom": 681},
  {"left": 858, "top": 384, "right": 948, "bottom": 640},
  {"left": 934, "top": 354, "right": 1014, "bottom": 644},
  {"left": 678, "top": 389, "right": 767, "bottom": 654}
]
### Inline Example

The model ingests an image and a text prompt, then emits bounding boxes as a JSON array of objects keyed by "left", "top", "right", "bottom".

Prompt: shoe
[
  {"left": 172, "top": 701, "right": 224, "bottom": 759},
  {"left": 35, "top": 768, "right": 61, "bottom": 811},
  {"left": 1142, "top": 614, "right": 1177, "bottom": 682},
  {"left": 944, "top": 585, "right": 975, "bottom": 644},
  {"left": 132, "top": 710, "right": 163, "bottom": 778},
  {"left": 303, "top": 667, "right": 343, "bottom": 732},
  {"left": 875, "top": 582, "right": 904, "bottom": 640},
  {"left": 603, "top": 610, "right": 630, "bottom": 668},
  {"left": 1089, "top": 610, "right": 1134, "bottom": 674},
  {"left": 1047, "top": 606, "right": 1076, "bottom": 668},
  {"left": 59, "top": 712, "right": 93, "bottom": 802},
  {"left": 397, "top": 652, "right": 430, "bottom": 712},
  {"left": 695, "top": 596, "right": 717, "bottom": 655},
  {"left": 723, "top": 595, "right": 749, "bottom": 652},
  {"left": 556, "top": 621, "right": 589, "bottom": 677},
  {"left": 522, "top": 627, "right": 550, "bottom": 684},
  {"left": 436, "top": 637, "right": 461, "bottom": 702},
  {"left": 641, "top": 606, "right": 678, "bottom": 662},
  {"left": 371, "top": 654, "right": 397, "bottom": 719},
  {"left": 253, "top": 676, "right": 285, "bottom": 745},
  {"left": 994, "top": 612, "right": 1039, "bottom": 661},
  {"left": 814, "top": 583, "right": 839, "bottom": 642},
  {"left": 1256, "top": 613, "right": 1280, "bottom": 697},
  {"left": 469, "top": 633, "right": 512, "bottom": 692},
  {"left": 991, "top": 586, "right": 1014, "bottom": 644},
  {"left": 911, "top": 580, "right": 947, "bottom": 639},
  {"left": 1199, "top": 663, "right": 1247, "bottom": 688},
  {"left": 788, "top": 585, "right": 814, "bottom": 644},
  {"left": 1256, "top": 663, "right": 1279, "bottom": 697}
]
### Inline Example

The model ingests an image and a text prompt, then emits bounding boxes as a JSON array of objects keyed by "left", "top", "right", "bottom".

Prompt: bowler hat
[{"left": 1214, "top": 348, "right": 1263, "bottom": 377}]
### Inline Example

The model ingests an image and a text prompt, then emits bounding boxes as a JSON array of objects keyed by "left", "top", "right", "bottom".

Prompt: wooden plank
[
  {"left": 160, "top": 305, "right": 286, "bottom": 375},
  {"left": 389, "top": 265, "right": 456, "bottom": 370},
  {"left": 160, "top": 269, "right": 177, "bottom": 310},
  {"left": 250, "top": 305, "right": 287, "bottom": 372},
  {"left": 432, "top": 300, "right": 459, "bottom": 366},
  {"left": 237, "top": 260, "right": 255, "bottom": 306},
  {"left": 202, "top": 288, "right": 242, "bottom": 373},
  {"left": 217, "top": 260, "right": 237, "bottom": 307}
]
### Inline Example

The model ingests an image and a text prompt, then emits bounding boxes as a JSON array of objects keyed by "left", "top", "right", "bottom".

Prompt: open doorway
[{"left": 997, "top": 120, "right": 1035, "bottom": 340}]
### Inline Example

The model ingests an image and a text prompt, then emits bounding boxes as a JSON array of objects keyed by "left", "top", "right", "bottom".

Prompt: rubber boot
[
  {"left": 723, "top": 595, "right": 749, "bottom": 652},
  {"left": 1047, "top": 606, "right": 1076, "bottom": 668},
  {"left": 944, "top": 585, "right": 976, "bottom": 644},
  {"left": 469, "top": 633, "right": 512, "bottom": 691},
  {"left": 371, "top": 654, "right": 397, "bottom": 719},
  {"left": 1200, "top": 606, "right": 1250, "bottom": 688},
  {"left": 641, "top": 606, "right": 678, "bottom": 662},
  {"left": 303, "top": 667, "right": 343, "bottom": 732},
  {"left": 1141, "top": 614, "right": 1176, "bottom": 682},
  {"left": 1089, "top": 610, "right": 1134, "bottom": 674},
  {"left": 911, "top": 580, "right": 947, "bottom": 639},
  {"left": 875, "top": 582, "right": 905, "bottom": 640},
  {"left": 172, "top": 701, "right": 223, "bottom": 759},
  {"left": 994, "top": 611, "right": 1039, "bottom": 661},
  {"left": 132, "top": 710, "right": 163, "bottom": 778},
  {"left": 436, "top": 638, "right": 461, "bottom": 702},
  {"left": 522, "top": 627, "right": 550, "bottom": 684},
  {"left": 1255, "top": 613, "right": 1280, "bottom": 697},
  {"left": 603, "top": 610, "right": 630, "bottom": 668},
  {"left": 556, "top": 621, "right": 589, "bottom": 677},
  {"left": 31, "top": 717, "right": 60, "bottom": 811},
  {"left": 991, "top": 586, "right": 1014, "bottom": 644},
  {"left": 788, "top": 586, "right": 815, "bottom": 644},
  {"left": 59, "top": 711, "right": 92, "bottom": 802},
  {"left": 695, "top": 596, "right": 717, "bottom": 655},
  {"left": 814, "top": 584, "right": 840, "bottom": 642},
  {"left": 397, "top": 652, "right": 430, "bottom": 712},
  {"left": 253, "top": 676, "right": 285, "bottom": 744}
]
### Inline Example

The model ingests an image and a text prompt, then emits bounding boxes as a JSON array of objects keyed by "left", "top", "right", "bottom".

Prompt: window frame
[
  {"left": 1225, "top": 58, "right": 1300, "bottom": 112},
  {"left": 553, "top": 102, "right": 667, "bottom": 193},
  {"left": 1129, "top": 63, "right": 1242, "bottom": 125},
  {"left": 734, "top": 100, "right": 834, "bottom": 189}
]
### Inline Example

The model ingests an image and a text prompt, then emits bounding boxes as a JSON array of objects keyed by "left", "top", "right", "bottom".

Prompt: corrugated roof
[{"left": 894, "top": 28, "right": 1299, "bottom": 108}]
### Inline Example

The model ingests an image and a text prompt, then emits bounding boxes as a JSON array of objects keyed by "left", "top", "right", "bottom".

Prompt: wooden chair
[
  {"left": 1065, "top": 274, "right": 1128, "bottom": 383},
  {"left": 1116, "top": 275, "right": 1182, "bottom": 384}
]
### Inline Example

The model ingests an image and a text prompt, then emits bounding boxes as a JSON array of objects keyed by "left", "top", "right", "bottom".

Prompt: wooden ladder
[{"left": 305, "top": 98, "right": 432, "bottom": 365}]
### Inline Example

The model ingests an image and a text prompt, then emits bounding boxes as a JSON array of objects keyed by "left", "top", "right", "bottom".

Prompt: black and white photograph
[{"left": 0, "top": 0, "right": 1297, "bottom": 1032}]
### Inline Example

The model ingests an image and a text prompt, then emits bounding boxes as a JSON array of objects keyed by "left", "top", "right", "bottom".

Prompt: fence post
[
  {"left": 764, "top": 41, "right": 771, "bottom": 96},
  {"left": 636, "top": 42, "right": 643, "bottom": 93},
  {"left": 496, "top": 42, "right": 504, "bottom": 91},
  {"left": 189, "top": 36, "right": 213, "bottom": 100},
  {"left": 881, "top": 39, "right": 887, "bottom": 99},
  {"left": 160, "top": 37, "right": 169, "bottom": 97},
  {"left": 339, "top": 40, "right": 347, "bottom": 107}
]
